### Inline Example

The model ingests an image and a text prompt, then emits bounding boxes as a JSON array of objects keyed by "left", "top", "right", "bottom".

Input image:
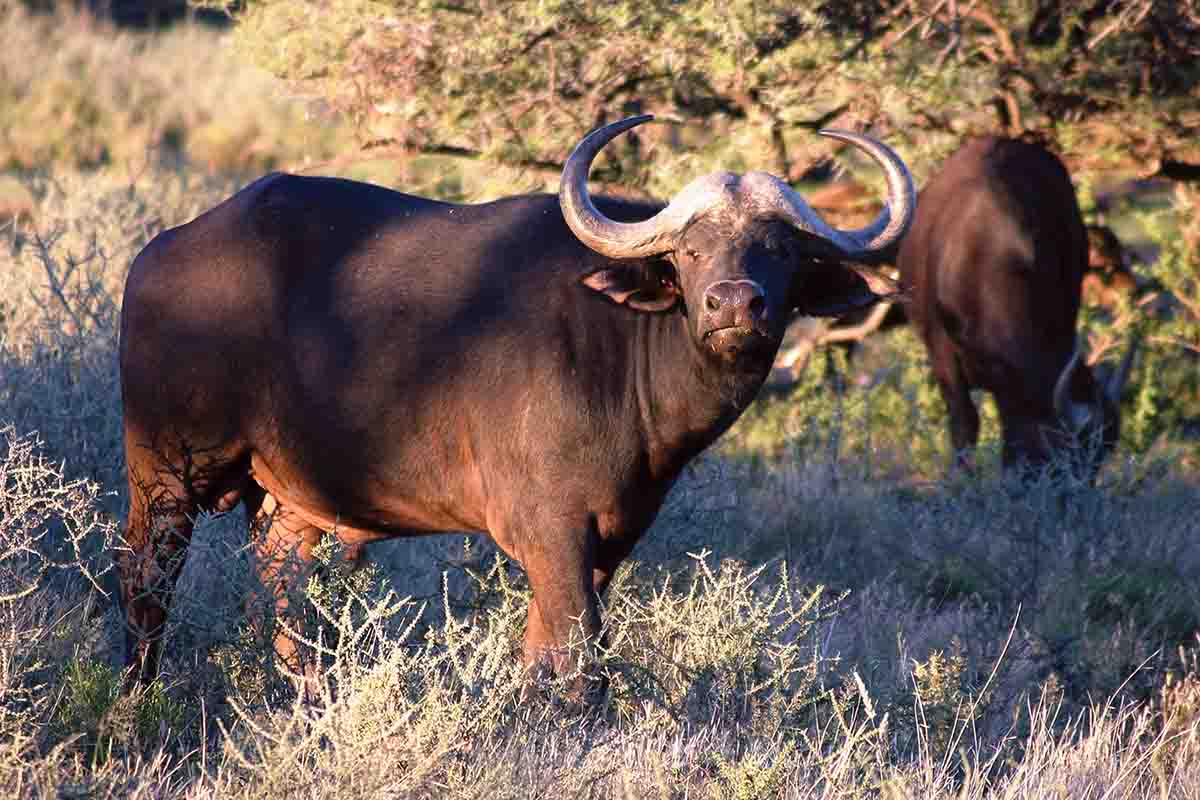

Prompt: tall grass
[
  {"left": 1, "top": 10, "right": 1199, "bottom": 796},
  {"left": 0, "top": 5, "right": 345, "bottom": 174},
  {"left": 0, "top": 154, "right": 1195, "bottom": 796}
]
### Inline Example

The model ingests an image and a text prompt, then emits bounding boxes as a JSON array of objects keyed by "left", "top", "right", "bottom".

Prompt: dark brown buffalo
[
  {"left": 769, "top": 221, "right": 1139, "bottom": 388},
  {"left": 117, "top": 116, "right": 915, "bottom": 689},
  {"left": 896, "top": 137, "right": 1136, "bottom": 474}
]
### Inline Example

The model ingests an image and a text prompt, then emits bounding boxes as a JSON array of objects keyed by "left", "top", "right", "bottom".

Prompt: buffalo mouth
[{"left": 704, "top": 326, "right": 775, "bottom": 357}]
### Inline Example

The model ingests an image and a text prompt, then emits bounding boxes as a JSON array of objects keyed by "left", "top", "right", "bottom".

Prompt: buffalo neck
[{"left": 633, "top": 309, "right": 775, "bottom": 480}]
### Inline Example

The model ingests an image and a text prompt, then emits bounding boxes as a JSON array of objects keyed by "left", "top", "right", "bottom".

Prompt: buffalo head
[
  {"left": 559, "top": 116, "right": 914, "bottom": 372},
  {"left": 1047, "top": 334, "right": 1140, "bottom": 478}
]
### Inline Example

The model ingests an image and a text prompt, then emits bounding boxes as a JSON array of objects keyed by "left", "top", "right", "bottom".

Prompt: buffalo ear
[
  {"left": 582, "top": 263, "right": 680, "bottom": 313},
  {"left": 791, "top": 261, "right": 905, "bottom": 317}
]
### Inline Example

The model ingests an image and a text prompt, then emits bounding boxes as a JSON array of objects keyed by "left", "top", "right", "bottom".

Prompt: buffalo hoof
[{"left": 522, "top": 660, "right": 609, "bottom": 709}]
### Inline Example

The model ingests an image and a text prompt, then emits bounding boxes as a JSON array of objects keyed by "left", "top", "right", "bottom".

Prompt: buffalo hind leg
[
  {"left": 120, "top": 467, "right": 198, "bottom": 686},
  {"left": 120, "top": 438, "right": 248, "bottom": 687}
]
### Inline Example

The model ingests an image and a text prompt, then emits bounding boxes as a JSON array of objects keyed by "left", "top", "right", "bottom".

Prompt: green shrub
[{"left": 53, "top": 658, "right": 185, "bottom": 760}]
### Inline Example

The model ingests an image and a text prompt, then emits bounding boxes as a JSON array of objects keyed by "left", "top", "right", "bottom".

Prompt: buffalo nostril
[
  {"left": 706, "top": 294, "right": 722, "bottom": 312},
  {"left": 748, "top": 295, "right": 765, "bottom": 319}
]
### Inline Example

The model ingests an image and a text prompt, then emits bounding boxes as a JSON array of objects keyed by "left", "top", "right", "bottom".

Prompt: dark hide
[
  {"left": 896, "top": 137, "right": 1118, "bottom": 474},
  {"left": 118, "top": 173, "right": 891, "bottom": 688}
]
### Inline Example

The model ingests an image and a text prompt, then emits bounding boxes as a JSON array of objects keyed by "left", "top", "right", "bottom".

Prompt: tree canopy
[{"left": 221, "top": 0, "right": 1199, "bottom": 202}]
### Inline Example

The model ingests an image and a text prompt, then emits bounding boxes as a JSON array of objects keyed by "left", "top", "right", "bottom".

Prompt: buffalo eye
[
  {"left": 643, "top": 258, "right": 678, "bottom": 297},
  {"left": 660, "top": 260, "right": 681, "bottom": 290}
]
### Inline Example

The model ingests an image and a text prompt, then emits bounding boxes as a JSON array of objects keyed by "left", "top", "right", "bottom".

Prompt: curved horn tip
[
  {"left": 1052, "top": 342, "right": 1085, "bottom": 423},
  {"left": 564, "top": 115, "right": 657, "bottom": 168},
  {"left": 816, "top": 127, "right": 904, "bottom": 155},
  {"left": 817, "top": 128, "right": 898, "bottom": 148},
  {"left": 560, "top": 114, "right": 679, "bottom": 259},
  {"left": 805, "top": 128, "right": 916, "bottom": 258},
  {"left": 817, "top": 128, "right": 856, "bottom": 140},
  {"left": 589, "top": 114, "right": 655, "bottom": 137}
]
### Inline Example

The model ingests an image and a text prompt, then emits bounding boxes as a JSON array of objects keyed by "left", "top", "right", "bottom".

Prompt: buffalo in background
[
  {"left": 770, "top": 183, "right": 1144, "bottom": 387},
  {"left": 895, "top": 136, "right": 1138, "bottom": 475}
]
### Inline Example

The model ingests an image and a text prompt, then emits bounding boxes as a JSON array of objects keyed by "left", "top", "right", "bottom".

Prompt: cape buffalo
[
  {"left": 118, "top": 115, "right": 914, "bottom": 690},
  {"left": 896, "top": 137, "right": 1137, "bottom": 475}
]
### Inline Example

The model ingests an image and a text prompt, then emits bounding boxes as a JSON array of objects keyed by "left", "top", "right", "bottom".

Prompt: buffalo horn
[
  {"left": 559, "top": 116, "right": 917, "bottom": 262},
  {"left": 559, "top": 115, "right": 726, "bottom": 259},
  {"left": 769, "top": 129, "right": 916, "bottom": 260},
  {"left": 1052, "top": 339, "right": 1094, "bottom": 431}
]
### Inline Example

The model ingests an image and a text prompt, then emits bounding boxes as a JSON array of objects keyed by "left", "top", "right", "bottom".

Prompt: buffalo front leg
[
  {"left": 508, "top": 513, "right": 604, "bottom": 698},
  {"left": 591, "top": 526, "right": 640, "bottom": 600},
  {"left": 248, "top": 493, "right": 336, "bottom": 697}
]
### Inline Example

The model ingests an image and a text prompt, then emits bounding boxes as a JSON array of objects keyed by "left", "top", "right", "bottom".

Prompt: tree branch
[
  {"left": 965, "top": 6, "right": 1018, "bottom": 62},
  {"left": 1157, "top": 158, "right": 1200, "bottom": 183},
  {"left": 788, "top": 104, "right": 852, "bottom": 132},
  {"left": 292, "top": 139, "right": 565, "bottom": 180}
]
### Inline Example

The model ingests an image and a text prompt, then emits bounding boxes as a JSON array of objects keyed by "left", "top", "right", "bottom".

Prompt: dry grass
[
  {"left": 1, "top": 11, "right": 1199, "bottom": 796},
  {"left": 0, "top": 155, "right": 1196, "bottom": 797},
  {"left": 0, "top": 5, "right": 345, "bottom": 175}
]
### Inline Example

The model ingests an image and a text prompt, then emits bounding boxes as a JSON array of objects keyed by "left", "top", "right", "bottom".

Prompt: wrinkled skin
[
  {"left": 117, "top": 124, "right": 909, "bottom": 696},
  {"left": 896, "top": 137, "right": 1127, "bottom": 476}
]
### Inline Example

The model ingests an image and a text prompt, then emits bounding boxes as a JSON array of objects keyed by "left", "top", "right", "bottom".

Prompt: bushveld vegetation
[{"left": 2, "top": 2, "right": 1199, "bottom": 797}]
